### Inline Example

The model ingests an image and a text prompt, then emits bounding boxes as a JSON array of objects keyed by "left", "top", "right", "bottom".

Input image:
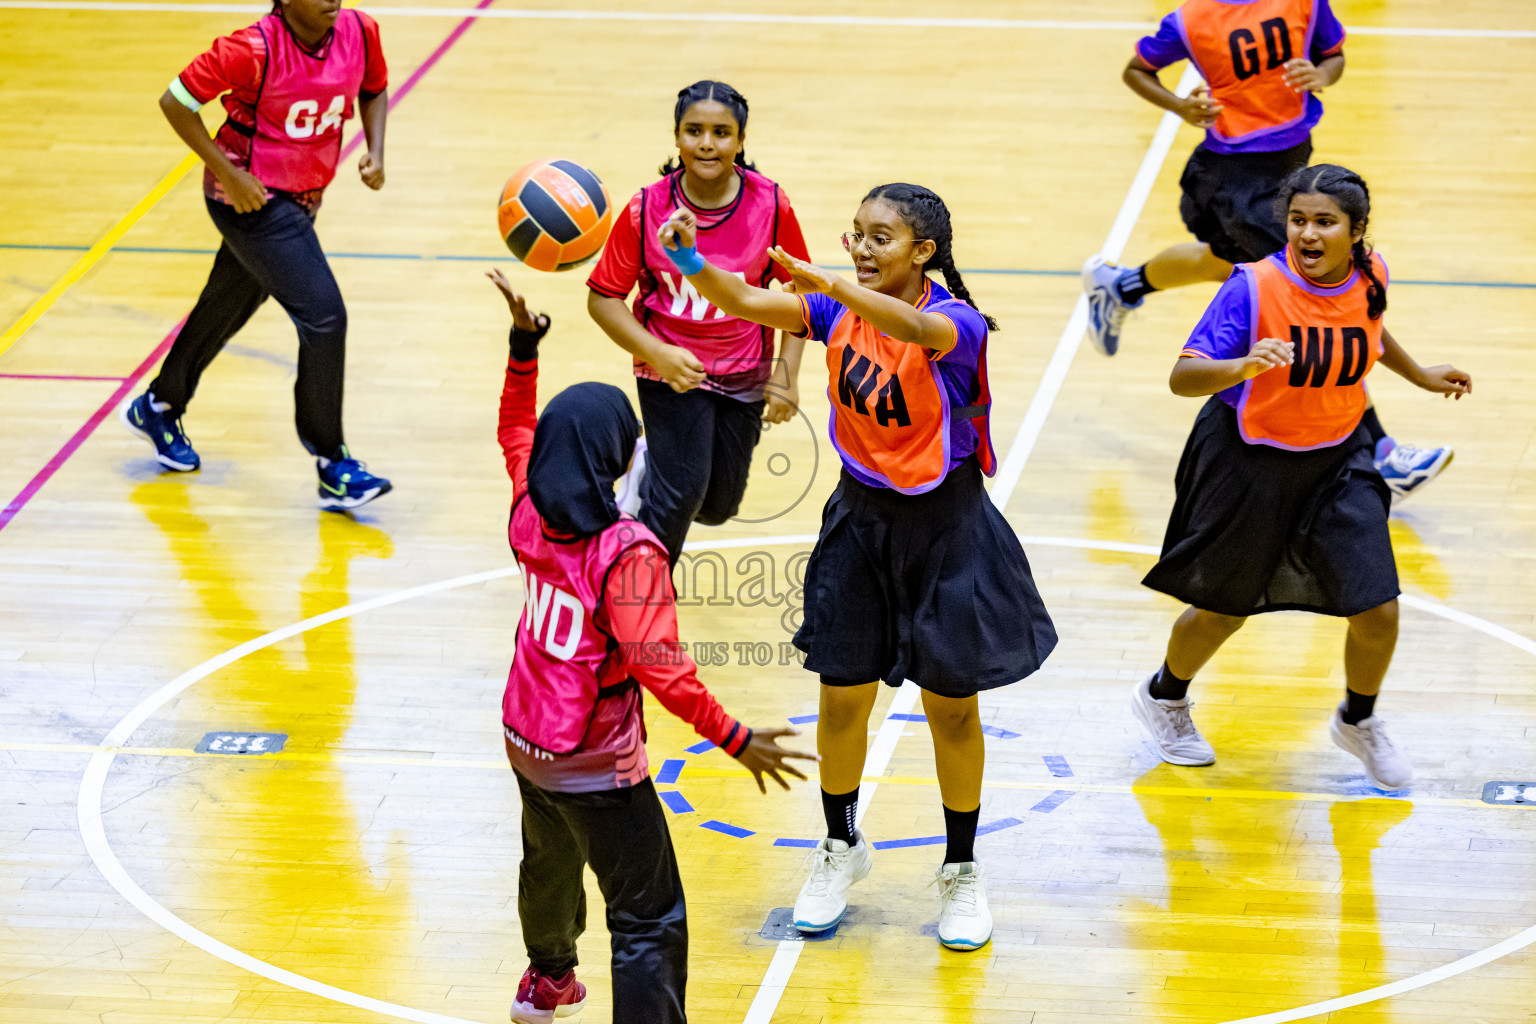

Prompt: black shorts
[
  {"left": 1179, "top": 139, "right": 1312, "bottom": 265},
  {"left": 1142, "top": 398, "right": 1399, "bottom": 618},
  {"left": 793, "top": 459, "right": 1057, "bottom": 697}
]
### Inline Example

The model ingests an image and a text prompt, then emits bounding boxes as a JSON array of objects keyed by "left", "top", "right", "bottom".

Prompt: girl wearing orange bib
[
  {"left": 1134, "top": 166, "right": 1471, "bottom": 791},
  {"left": 657, "top": 184, "right": 1057, "bottom": 952}
]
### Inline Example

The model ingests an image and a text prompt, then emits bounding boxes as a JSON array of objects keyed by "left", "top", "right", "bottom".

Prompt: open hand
[
  {"left": 732, "top": 726, "right": 818, "bottom": 794},
  {"left": 359, "top": 150, "right": 385, "bottom": 190},
  {"left": 1241, "top": 336, "right": 1294, "bottom": 379},
  {"left": 1179, "top": 85, "right": 1223, "bottom": 128},
  {"left": 659, "top": 207, "right": 698, "bottom": 251},
  {"left": 1282, "top": 58, "right": 1329, "bottom": 93},
  {"left": 767, "top": 246, "right": 839, "bottom": 295},
  {"left": 1418, "top": 365, "right": 1473, "bottom": 399},
  {"left": 487, "top": 267, "right": 543, "bottom": 333}
]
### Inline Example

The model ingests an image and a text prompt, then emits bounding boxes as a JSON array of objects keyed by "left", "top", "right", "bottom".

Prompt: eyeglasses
[{"left": 841, "top": 231, "right": 927, "bottom": 256}]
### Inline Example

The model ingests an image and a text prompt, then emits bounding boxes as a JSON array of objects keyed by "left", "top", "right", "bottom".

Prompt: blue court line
[
  {"left": 871, "top": 816, "right": 1025, "bottom": 850},
  {"left": 655, "top": 759, "right": 685, "bottom": 785},
  {"left": 983, "top": 724, "right": 1022, "bottom": 740},
  {"left": 787, "top": 714, "right": 819, "bottom": 725},
  {"left": 2, "top": 243, "right": 1531, "bottom": 289},
  {"left": 1043, "top": 755, "right": 1074, "bottom": 778},
  {"left": 659, "top": 791, "right": 694, "bottom": 815},
  {"left": 701, "top": 820, "right": 754, "bottom": 838},
  {"left": 685, "top": 740, "right": 715, "bottom": 754},
  {"left": 1030, "top": 789, "right": 1075, "bottom": 813},
  {"left": 888, "top": 712, "right": 927, "bottom": 722},
  {"left": 774, "top": 837, "right": 820, "bottom": 848}
]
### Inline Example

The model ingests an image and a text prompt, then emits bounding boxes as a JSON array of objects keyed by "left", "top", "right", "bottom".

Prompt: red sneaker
[{"left": 510, "top": 966, "right": 587, "bottom": 1023}]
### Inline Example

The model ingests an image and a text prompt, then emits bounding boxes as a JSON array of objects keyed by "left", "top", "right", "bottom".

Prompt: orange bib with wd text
[{"left": 1236, "top": 248, "right": 1384, "bottom": 450}]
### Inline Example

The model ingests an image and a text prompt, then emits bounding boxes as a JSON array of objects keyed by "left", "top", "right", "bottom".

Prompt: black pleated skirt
[
  {"left": 1142, "top": 397, "right": 1400, "bottom": 618},
  {"left": 794, "top": 458, "right": 1058, "bottom": 697}
]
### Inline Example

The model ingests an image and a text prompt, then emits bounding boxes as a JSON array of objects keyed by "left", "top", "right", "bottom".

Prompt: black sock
[
  {"left": 1116, "top": 264, "right": 1158, "bottom": 304},
  {"left": 1148, "top": 661, "right": 1192, "bottom": 702},
  {"left": 942, "top": 805, "right": 979, "bottom": 865},
  {"left": 1341, "top": 689, "right": 1378, "bottom": 725},
  {"left": 821, "top": 787, "right": 858, "bottom": 846}
]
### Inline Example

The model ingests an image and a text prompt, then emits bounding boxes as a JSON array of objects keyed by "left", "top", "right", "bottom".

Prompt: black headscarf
[{"left": 526, "top": 382, "right": 640, "bottom": 537}]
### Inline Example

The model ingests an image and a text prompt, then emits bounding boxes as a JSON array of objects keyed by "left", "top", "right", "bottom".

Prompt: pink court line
[
  {"left": 0, "top": 372, "right": 130, "bottom": 382},
  {"left": 0, "top": 0, "right": 497, "bottom": 537}
]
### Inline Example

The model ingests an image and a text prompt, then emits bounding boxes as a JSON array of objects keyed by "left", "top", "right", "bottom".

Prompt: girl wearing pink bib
[
  {"left": 487, "top": 271, "right": 812, "bottom": 1024},
  {"left": 588, "top": 81, "right": 811, "bottom": 562},
  {"left": 120, "top": 0, "right": 392, "bottom": 510}
]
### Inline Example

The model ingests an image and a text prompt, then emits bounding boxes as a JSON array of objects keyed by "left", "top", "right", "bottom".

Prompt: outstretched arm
[
  {"left": 1377, "top": 327, "right": 1472, "bottom": 398},
  {"left": 489, "top": 269, "right": 550, "bottom": 500}
]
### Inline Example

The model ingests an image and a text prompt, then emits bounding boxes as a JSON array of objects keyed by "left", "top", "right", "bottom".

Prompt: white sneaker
[
  {"left": 615, "top": 437, "right": 648, "bottom": 517},
  {"left": 934, "top": 861, "right": 992, "bottom": 950},
  {"left": 1131, "top": 673, "right": 1216, "bottom": 766},
  {"left": 792, "top": 831, "right": 872, "bottom": 933},
  {"left": 1081, "top": 255, "right": 1139, "bottom": 356},
  {"left": 1330, "top": 705, "right": 1413, "bottom": 790}
]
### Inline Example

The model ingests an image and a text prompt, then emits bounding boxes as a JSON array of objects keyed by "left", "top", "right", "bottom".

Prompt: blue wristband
[{"left": 664, "top": 244, "right": 706, "bottom": 276}]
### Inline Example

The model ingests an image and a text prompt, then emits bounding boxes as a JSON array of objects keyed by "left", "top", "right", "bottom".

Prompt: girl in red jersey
[
  {"left": 120, "top": 0, "right": 392, "bottom": 510},
  {"left": 487, "top": 269, "right": 813, "bottom": 1024},
  {"left": 657, "top": 184, "right": 1057, "bottom": 952},
  {"left": 587, "top": 81, "right": 811, "bottom": 563},
  {"left": 1133, "top": 165, "right": 1471, "bottom": 791}
]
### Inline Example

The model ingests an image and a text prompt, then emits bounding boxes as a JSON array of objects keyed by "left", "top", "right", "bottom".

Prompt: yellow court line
[
  {"left": 0, "top": 152, "right": 200, "bottom": 358},
  {"left": 3, "top": 740, "right": 1499, "bottom": 809}
]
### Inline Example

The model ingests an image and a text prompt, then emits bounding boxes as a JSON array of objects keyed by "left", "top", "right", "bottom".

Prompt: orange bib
[
  {"left": 1179, "top": 0, "right": 1317, "bottom": 145},
  {"left": 1237, "top": 248, "right": 1384, "bottom": 450}
]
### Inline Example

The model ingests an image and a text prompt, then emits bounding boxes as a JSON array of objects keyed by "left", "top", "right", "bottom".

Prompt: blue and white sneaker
[
  {"left": 318, "top": 448, "right": 391, "bottom": 511},
  {"left": 118, "top": 392, "right": 200, "bottom": 471},
  {"left": 1375, "top": 442, "right": 1453, "bottom": 504},
  {"left": 1082, "top": 255, "right": 1140, "bottom": 356}
]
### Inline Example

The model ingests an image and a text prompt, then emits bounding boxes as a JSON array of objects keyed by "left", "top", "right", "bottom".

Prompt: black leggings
[
  {"left": 516, "top": 773, "right": 688, "bottom": 1024},
  {"left": 636, "top": 378, "right": 764, "bottom": 564},
  {"left": 150, "top": 195, "right": 348, "bottom": 457}
]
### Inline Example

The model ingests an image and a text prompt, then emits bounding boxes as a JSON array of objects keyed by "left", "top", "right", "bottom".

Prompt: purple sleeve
[
  {"left": 1311, "top": 0, "right": 1346, "bottom": 58},
  {"left": 1180, "top": 270, "right": 1252, "bottom": 361},
  {"left": 930, "top": 299, "right": 985, "bottom": 367},
  {"left": 1136, "top": 11, "right": 1189, "bottom": 69},
  {"left": 796, "top": 292, "right": 842, "bottom": 344}
]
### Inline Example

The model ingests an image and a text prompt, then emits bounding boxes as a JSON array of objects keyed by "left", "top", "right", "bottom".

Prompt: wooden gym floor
[{"left": 1, "top": 2, "right": 1534, "bottom": 1022}]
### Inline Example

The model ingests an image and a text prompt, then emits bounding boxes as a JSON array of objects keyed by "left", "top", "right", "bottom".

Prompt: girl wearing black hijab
[{"left": 487, "top": 269, "right": 814, "bottom": 1024}]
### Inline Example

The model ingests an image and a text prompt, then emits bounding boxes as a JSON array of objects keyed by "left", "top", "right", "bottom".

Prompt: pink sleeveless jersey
[
  {"left": 502, "top": 495, "right": 662, "bottom": 771},
  {"left": 588, "top": 168, "right": 809, "bottom": 396},
  {"left": 246, "top": 10, "right": 374, "bottom": 194}
]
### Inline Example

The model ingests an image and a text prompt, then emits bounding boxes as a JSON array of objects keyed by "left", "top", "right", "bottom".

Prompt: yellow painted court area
[{"left": 2, "top": 2, "right": 1535, "bottom": 1023}]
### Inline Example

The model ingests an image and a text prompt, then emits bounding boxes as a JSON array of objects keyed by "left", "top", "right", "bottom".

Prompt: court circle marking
[{"left": 74, "top": 534, "right": 1536, "bottom": 1024}]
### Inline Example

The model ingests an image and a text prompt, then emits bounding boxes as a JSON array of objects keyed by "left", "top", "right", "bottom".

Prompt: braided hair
[
  {"left": 1277, "top": 163, "right": 1386, "bottom": 320},
  {"left": 658, "top": 80, "right": 757, "bottom": 177},
  {"left": 861, "top": 183, "right": 997, "bottom": 331}
]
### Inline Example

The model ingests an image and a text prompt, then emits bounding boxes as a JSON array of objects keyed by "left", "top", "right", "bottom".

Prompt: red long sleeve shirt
[{"left": 498, "top": 354, "right": 747, "bottom": 791}]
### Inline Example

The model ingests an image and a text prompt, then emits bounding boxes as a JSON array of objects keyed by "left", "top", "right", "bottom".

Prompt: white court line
[
  {"left": 987, "top": 64, "right": 1201, "bottom": 513},
  {"left": 2, "top": 2, "right": 1534, "bottom": 37},
  {"left": 73, "top": 538, "right": 1536, "bottom": 1024}
]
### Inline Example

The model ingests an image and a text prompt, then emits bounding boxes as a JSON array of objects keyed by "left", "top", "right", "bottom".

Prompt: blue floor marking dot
[
  {"left": 685, "top": 740, "right": 715, "bottom": 754},
  {"left": 787, "top": 714, "right": 818, "bottom": 724},
  {"left": 655, "top": 759, "right": 685, "bottom": 785},
  {"left": 1030, "top": 789, "right": 1075, "bottom": 813},
  {"left": 1043, "top": 755, "right": 1073, "bottom": 777},
  {"left": 659, "top": 791, "right": 694, "bottom": 814},
  {"left": 701, "top": 820, "right": 754, "bottom": 839}
]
